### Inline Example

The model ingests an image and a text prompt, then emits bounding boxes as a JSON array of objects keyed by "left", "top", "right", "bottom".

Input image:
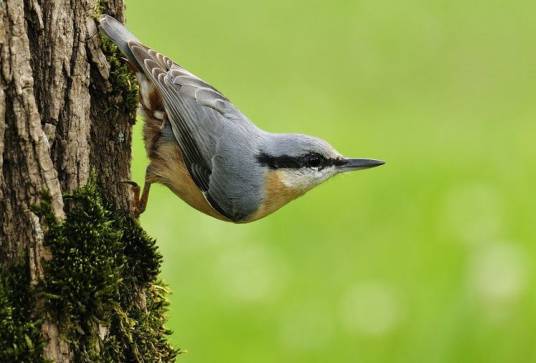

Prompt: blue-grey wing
[{"left": 128, "top": 43, "right": 262, "bottom": 220}]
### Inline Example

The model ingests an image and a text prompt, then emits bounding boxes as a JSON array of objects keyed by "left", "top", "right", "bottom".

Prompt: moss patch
[
  {"left": 92, "top": 0, "right": 106, "bottom": 20},
  {"left": 100, "top": 33, "right": 139, "bottom": 122},
  {"left": 0, "top": 264, "right": 46, "bottom": 363},
  {"left": 32, "top": 183, "right": 178, "bottom": 362},
  {"left": 91, "top": 2, "right": 139, "bottom": 121}
]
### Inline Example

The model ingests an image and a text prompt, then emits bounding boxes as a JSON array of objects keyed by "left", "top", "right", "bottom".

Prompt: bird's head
[{"left": 258, "top": 133, "right": 384, "bottom": 195}]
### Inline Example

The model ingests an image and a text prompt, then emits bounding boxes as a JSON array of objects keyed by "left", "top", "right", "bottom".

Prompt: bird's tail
[{"left": 99, "top": 15, "right": 139, "bottom": 66}]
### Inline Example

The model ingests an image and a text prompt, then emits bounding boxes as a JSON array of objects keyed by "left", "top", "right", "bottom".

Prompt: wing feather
[{"left": 128, "top": 41, "right": 257, "bottom": 219}]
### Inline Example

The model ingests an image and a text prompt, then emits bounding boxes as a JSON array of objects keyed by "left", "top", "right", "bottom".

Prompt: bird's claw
[{"left": 120, "top": 180, "right": 143, "bottom": 218}]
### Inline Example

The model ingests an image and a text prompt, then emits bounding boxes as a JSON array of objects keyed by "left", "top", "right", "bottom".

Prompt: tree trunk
[{"left": 0, "top": 1, "right": 176, "bottom": 362}]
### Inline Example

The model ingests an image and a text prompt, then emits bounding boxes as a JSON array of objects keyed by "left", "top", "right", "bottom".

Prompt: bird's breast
[{"left": 146, "top": 141, "right": 229, "bottom": 222}]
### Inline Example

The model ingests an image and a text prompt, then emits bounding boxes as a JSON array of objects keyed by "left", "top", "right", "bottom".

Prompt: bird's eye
[{"left": 306, "top": 154, "right": 323, "bottom": 168}]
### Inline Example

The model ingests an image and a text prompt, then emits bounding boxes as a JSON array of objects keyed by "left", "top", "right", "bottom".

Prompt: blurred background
[{"left": 126, "top": 1, "right": 536, "bottom": 362}]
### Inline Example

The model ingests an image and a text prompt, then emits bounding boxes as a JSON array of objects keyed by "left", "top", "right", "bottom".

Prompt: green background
[{"left": 125, "top": 1, "right": 536, "bottom": 362}]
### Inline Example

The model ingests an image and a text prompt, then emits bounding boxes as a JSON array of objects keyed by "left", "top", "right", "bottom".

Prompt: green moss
[
  {"left": 91, "top": 0, "right": 106, "bottom": 20},
  {"left": 33, "top": 182, "right": 178, "bottom": 362},
  {"left": 102, "top": 282, "right": 177, "bottom": 362},
  {"left": 100, "top": 34, "right": 139, "bottom": 122},
  {"left": 91, "top": 3, "right": 139, "bottom": 120},
  {"left": 95, "top": 3, "right": 139, "bottom": 122},
  {"left": 0, "top": 264, "right": 46, "bottom": 363}
]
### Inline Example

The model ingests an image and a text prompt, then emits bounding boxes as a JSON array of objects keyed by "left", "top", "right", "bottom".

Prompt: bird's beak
[{"left": 338, "top": 158, "right": 385, "bottom": 171}]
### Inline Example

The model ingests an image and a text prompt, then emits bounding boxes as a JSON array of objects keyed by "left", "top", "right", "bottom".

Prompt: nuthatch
[{"left": 100, "top": 15, "right": 384, "bottom": 223}]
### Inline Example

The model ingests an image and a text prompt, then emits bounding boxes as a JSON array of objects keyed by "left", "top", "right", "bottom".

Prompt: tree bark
[{"left": 0, "top": 1, "right": 175, "bottom": 362}]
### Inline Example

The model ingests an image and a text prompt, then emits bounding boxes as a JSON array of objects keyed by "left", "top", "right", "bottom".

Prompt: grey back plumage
[{"left": 100, "top": 15, "right": 265, "bottom": 221}]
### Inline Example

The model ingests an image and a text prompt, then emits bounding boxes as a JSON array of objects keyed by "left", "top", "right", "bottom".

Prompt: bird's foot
[{"left": 121, "top": 180, "right": 146, "bottom": 218}]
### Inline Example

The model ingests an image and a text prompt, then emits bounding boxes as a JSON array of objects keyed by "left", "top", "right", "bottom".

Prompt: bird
[{"left": 99, "top": 15, "right": 384, "bottom": 223}]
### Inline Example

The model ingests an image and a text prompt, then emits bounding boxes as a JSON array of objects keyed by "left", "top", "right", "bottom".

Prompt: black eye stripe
[{"left": 257, "top": 152, "right": 345, "bottom": 170}]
